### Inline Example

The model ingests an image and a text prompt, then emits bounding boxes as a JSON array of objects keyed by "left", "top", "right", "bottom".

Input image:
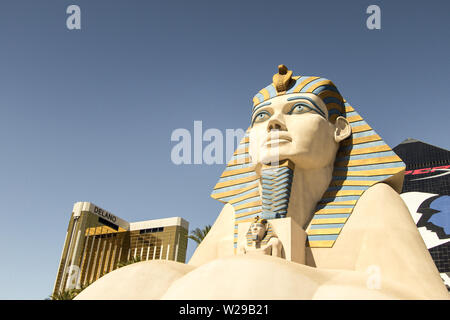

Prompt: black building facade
[{"left": 393, "top": 138, "right": 449, "bottom": 290}]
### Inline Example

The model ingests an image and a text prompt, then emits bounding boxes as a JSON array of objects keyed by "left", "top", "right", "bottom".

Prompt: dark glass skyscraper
[{"left": 394, "top": 139, "right": 449, "bottom": 290}]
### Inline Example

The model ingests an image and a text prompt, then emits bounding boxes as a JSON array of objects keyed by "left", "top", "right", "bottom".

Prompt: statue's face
[
  {"left": 250, "top": 222, "right": 266, "bottom": 241},
  {"left": 249, "top": 93, "right": 343, "bottom": 169}
]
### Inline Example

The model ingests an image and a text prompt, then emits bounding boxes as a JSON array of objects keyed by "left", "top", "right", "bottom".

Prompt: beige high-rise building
[{"left": 53, "top": 202, "right": 189, "bottom": 296}]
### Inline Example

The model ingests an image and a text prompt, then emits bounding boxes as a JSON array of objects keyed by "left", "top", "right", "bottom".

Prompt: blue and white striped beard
[{"left": 260, "top": 159, "right": 294, "bottom": 220}]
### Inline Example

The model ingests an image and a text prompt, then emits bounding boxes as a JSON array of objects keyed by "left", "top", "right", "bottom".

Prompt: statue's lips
[{"left": 263, "top": 134, "right": 292, "bottom": 147}]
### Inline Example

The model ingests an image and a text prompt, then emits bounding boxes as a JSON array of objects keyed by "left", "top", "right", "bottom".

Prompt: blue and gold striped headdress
[{"left": 211, "top": 65, "right": 405, "bottom": 249}]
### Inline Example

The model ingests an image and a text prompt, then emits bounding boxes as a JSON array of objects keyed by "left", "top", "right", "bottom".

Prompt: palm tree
[
  {"left": 48, "top": 280, "right": 93, "bottom": 300},
  {"left": 188, "top": 225, "right": 211, "bottom": 245}
]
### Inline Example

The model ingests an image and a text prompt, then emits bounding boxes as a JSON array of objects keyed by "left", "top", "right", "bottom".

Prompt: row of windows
[
  {"left": 94, "top": 233, "right": 118, "bottom": 239},
  {"left": 139, "top": 227, "right": 164, "bottom": 234}
]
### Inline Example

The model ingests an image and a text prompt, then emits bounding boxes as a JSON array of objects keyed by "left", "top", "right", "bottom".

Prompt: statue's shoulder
[{"left": 347, "top": 181, "right": 416, "bottom": 232}]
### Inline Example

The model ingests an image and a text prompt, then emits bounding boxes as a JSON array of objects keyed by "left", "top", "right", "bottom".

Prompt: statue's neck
[
  {"left": 287, "top": 165, "right": 334, "bottom": 228},
  {"left": 259, "top": 161, "right": 333, "bottom": 229}
]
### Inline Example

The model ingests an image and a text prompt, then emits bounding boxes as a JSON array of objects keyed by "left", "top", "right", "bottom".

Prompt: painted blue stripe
[
  {"left": 334, "top": 161, "right": 404, "bottom": 171},
  {"left": 332, "top": 175, "right": 390, "bottom": 181},
  {"left": 212, "top": 181, "right": 259, "bottom": 194},
  {"left": 336, "top": 150, "right": 397, "bottom": 161},
  {"left": 232, "top": 196, "right": 261, "bottom": 207},
  {"left": 224, "top": 162, "right": 253, "bottom": 171},
  {"left": 255, "top": 92, "right": 265, "bottom": 104},
  {"left": 345, "top": 111, "right": 358, "bottom": 118},
  {"left": 235, "top": 211, "right": 261, "bottom": 221},
  {"left": 319, "top": 196, "right": 360, "bottom": 203},
  {"left": 217, "top": 187, "right": 260, "bottom": 203},
  {"left": 300, "top": 77, "right": 327, "bottom": 92},
  {"left": 312, "top": 84, "right": 339, "bottom": 95},
  {"left": 352, "top": 130, "right": 377, "bottom": 138},
  {"left": 339, "top": 140, "right": 387, "bottom": 151},
  {"left": 350, "top": 120, "right": 368, "bottom": 127},
  {"left": 217, "top": 171, "right": 256, "bottom": 183},
  {"left": 229, "top": 153, "right": 250, "bottom": 161},
  {"left": 315, "top": 204, "right": 354, "bottom": 209},
  {"left": 234, "top": 205, "right": 262, "bottom": 214},
  {"left": 307, "top": 234, "right": 339, "bottom": 241},
  {"left": 313, "top": 213, "right": 350, "bottom": 219},
  {"left": 326, "top": 185, "right": 370, "bottom": 191},
  {"left": 322, "top": 96, "right": 345, "bottom": 107},
  {"left": 286, "top": 76, "right": 310, "bottom": 93},
  {"left": 309, "top": 223, "right": 345, "bottom": 229},
  {"left": 266, "top": 84, "right": 277, "bottom": 99},
  {"left": 328, "top": 109, "right": 341, "bottom": 117}
]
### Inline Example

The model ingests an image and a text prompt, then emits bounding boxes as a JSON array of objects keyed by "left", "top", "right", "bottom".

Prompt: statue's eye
[
  {"left": 289, "top": 103, "right": 311, "bottom": 115},
  {"left": 252, "top": 111, "right": 270, "bottom": 124}
]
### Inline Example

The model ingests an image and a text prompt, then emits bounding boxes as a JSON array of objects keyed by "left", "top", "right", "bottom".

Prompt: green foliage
[
  {"left": 48, "top": 281, "right": 92, "bottom": 300},
  {"left": 188, "top": 225, "right": 212, "bottom": 245}
]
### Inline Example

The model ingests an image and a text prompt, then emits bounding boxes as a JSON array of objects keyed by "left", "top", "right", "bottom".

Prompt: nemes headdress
[{"left": 211, "top": 65, "right": 405, "bottom": 249}]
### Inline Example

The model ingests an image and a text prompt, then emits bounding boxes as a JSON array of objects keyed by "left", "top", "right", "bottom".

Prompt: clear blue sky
[{"left": 0, "top": 0, "right": 449, "bottom": 299}]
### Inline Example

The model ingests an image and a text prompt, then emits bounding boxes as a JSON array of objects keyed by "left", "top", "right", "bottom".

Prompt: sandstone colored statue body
[{"left": 76, "top": 66, "right": 449, "bottom": 300}]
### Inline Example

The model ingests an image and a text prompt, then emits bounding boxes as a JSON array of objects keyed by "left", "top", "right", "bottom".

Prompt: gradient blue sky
[{"left": 0, "top": 0, "right": 449, "bottom": 299}]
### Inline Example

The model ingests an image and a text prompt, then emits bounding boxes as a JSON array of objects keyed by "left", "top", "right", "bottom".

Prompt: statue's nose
[{"left": 267, "top": 115, "right": 287, "bottom": 132}]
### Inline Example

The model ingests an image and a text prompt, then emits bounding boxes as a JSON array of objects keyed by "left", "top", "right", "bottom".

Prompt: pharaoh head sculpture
[
  {"left": 246, "top": 216, "right": 274, "bottom": 246},
  {"left": 211, "top": 65, "right": 405, "bottom": 249}
]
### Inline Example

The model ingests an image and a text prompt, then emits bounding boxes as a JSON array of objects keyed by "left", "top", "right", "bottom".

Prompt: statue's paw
[{"left": 74, "top": 260, "right": 195, "bottom": 300}]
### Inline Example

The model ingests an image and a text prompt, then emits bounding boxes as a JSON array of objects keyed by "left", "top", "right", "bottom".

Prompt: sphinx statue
[
  {"left": 76, "top": 65, "right": 449, "bottom": 300},
  {"left": 238, "top": 216, "right": 282, "bottom": 257}
]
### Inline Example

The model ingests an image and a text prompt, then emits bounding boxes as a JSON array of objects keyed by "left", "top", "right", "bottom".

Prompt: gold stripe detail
[
  {"left": 324, "top": 102, "right": 345, "bottom": 114},
  {"left": 323, "top": 189, "right": 364, "bottom": 198},
  {"left": 333, "top": 166, "right": 404, "bottom": 177},
  {"left": 318, "top": 200, "right": 357, "bottom": 206},
  {"left": 221, "top": 166, "right": 255, "bottom": 178},
  {"left": 317, "top": 90, "right": 342, "bottom": 101},
  {"left": 351, "top": 124, "right": 372, "bottom": 133},
  {"left": 227, "top": 157, "right": 252, "bottom": 167},
  {"left": 341, "top": 134, "right": 382, "bottom": 146},
  {"left": 347, "top": 115, "right": 363, "bottom": 123},
  {"left": 228, "top": 190, "right": 261, "bottom": 205},
  {"left": 253, "top": 97, "right": 260, "bottom": 106},
  {"left": 330, "top": 180, "right": 376, "bottom": 187},
  {"left": 214, "top": 175, "right": 258, "bottom": 189},
  {"left": 260, "top": 88, "right": 270, "bottom": 100},
  {"left": 304, "top": 80, "right": 333, "bottom": 93},
  {"left": 307, "top": 240, "right": 335, "bottom": 248},
  {"left": 235, "top": 208, "right": 262, "bottom": 219},
  {"left": 345, "top": 105, "right": 355, "bottom": 112},
  {"left": 212, "top": 182, "right": 259, "bottom": 199},
  {"left": 307, "top": 228, "right": 341, "bottom": 235},
  {"left": 292, "top": 76, "right": 320, "bottom": 93},
  {"left": 336, "top": 156, "right": 402, "bottom": 167},
  {"left": 337, "top": 144, "right": 391, "bottom": 157},
  {"left": 234, "top": 147, "right": 249, "bottom": 155},
  {"left": 311, "top": 217, "right": 348, "bottom": 225},
  {"left": 315, "top": 208, "right": 353, "bottom": 214},
  {"left": 235, "top": 216, "right": 262, "bottom": 224},
  {"left": 233, "top": 200, "right": 262, "bottom": 211}
]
